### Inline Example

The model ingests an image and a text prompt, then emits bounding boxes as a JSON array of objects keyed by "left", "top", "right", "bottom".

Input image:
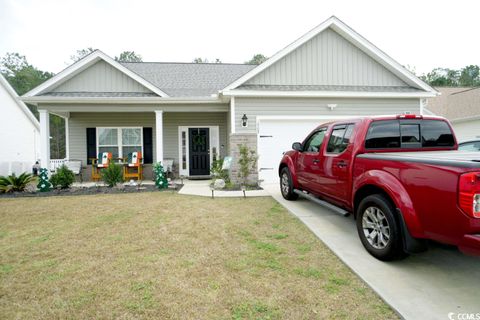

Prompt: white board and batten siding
[
  {"left": 0, "top": 76, "right": 39, "bottom": 176},
  {"left": 246, "top": 28, "right": 409, "bottom": 87},
  {"left": 52, "top": 60, "right": 152, "bottom": 93}
]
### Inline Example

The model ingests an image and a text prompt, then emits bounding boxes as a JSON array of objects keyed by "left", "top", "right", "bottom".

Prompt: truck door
[
  {"left": 321, "top": 124, "right": 355, "bottom": 203},
  {"left": 296, "top": 128, "right": 327, "bottom": 194}
]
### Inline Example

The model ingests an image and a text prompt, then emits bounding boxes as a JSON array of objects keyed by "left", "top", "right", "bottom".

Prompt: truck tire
[
  {"left": 280, "top": 167, "right": 298, "bottom": 201},
  {"left": 356, "top": 194, "right": 407, "bottom": 261}
]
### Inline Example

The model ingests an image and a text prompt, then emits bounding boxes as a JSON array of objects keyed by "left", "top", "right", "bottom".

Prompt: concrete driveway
[{"left": 263, "top": 184, "right": 480, "bottom": 320}]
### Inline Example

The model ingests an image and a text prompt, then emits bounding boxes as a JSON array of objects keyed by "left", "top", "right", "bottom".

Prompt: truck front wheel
[
  {"left": 280, "top": 167, "right": 298, "bottom": 201},
  {"left": 356, "top": 194, "right": 407, "bottom": 261}
]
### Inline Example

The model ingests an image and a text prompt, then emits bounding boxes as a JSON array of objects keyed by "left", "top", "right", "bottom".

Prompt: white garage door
[{"left": 257, "top": 118, "right": 332, "bottom": 184}]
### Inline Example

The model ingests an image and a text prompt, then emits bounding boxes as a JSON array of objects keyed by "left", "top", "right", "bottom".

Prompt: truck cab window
[
  {"left": 303, "top": 129, "right": 326, "bottom": 152},
  {"left": 327, "top": 124, "right": 355, "bottom": 154},
  {"left": 421, "top": 120, "right": 454, "bottom": 147},
  {"left": 365, "top": 120, "right": 400, "bottom": 149}
]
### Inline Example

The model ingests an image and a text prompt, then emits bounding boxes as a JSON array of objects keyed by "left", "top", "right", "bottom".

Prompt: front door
[{"left": 189, "top": 128, "right": 210, "bottom": 176}]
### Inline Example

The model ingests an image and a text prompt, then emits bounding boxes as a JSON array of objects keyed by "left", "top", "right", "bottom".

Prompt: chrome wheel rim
[
  {"left": 281, "top": 173, "right": 290, "bottom": 195},
  {"left": 362, "top": 206, "right": 390, "bottom": 249}
]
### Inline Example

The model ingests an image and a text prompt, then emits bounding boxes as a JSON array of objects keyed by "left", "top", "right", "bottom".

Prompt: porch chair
[
  {"left": 91, "top": 152, "right": 112, "bottom": 181},
  {"left": 123, "top": 151, "right": 143, "bottom": 180},
  {"left": 64, "top": 159, "right": 83, "bottom": 183}
]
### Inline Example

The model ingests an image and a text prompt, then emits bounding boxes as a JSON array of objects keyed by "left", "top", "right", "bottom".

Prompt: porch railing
[{"left": 50, "top": 159, "right": 66, "bottom": 172}]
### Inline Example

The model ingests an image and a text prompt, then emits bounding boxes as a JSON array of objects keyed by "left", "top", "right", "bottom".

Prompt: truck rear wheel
[
  {"left": 280, "top": 167, "right": 298, "bottom": 201},
  {"left": 356, "top": 194, "right": 407, "bottom": 261}
]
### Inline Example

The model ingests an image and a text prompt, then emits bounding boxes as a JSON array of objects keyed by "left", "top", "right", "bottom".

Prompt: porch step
[{"left": 187, "top": 175, "right": 212, "bottom": 180}]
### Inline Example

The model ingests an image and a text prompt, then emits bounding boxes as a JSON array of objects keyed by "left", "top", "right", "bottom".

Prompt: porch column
[
  {"left": 39, "top": 110, "right": 51, "bottom": 171},
  {"left": 155, "top": 110, "right": 164, "bottom": 164}
]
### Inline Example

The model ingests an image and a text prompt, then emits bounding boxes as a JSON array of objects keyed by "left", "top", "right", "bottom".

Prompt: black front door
[{"left": 189, "top": 128, "right": 210, "bottom": 176}]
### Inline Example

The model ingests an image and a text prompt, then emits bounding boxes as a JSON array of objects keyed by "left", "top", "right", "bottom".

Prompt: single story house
[
  {"left": 0, "top": 74, "right": 40, "bottom": 176},
  {"left": 426, "top": 87, "right": 480, "bottom": 142},
  {"left": 22, "top": 16, "right": 437, "bottom": 183}
]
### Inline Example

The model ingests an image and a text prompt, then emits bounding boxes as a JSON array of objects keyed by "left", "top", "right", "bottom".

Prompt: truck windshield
[{"left": 365, "top": 119, "right": 455, "bottom": 149}]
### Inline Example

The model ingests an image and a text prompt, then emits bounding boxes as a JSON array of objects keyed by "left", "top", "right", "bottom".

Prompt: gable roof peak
[
  {"left": 221, "top": 16, "right": 437, "bottom": 95},
  {"left": 23, "top": 50, "right": 169, "bottom": 98}
]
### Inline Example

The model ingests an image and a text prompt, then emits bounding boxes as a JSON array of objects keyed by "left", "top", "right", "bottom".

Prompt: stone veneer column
[{"left": 228, "top": 133, "right": 258, "bottom": 185}]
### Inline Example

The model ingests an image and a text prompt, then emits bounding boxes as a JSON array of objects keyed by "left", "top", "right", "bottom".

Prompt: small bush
[
  {"left": 237, "top": 144, "right": 258, "bottom": 186},
  {"left": 211, "top": 159, "right": 230, "bottom": 182},
  {"left": 50, "top": 165, "right": 75, "bottom": 189},
  {"left": 101, "top": 163, "right": 123, "bottom": 187},
  {"left": 0, "top": 172, "right": 36, "bottom": 193}
]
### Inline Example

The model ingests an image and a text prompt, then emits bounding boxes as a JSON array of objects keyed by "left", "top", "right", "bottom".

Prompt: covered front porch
[{"left": 39, "top": 106, "right": 229, "bottom": 181}]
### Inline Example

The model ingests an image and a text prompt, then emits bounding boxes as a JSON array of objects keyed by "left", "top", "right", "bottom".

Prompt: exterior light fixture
[
  {"left": 327, "top": 104, "right": 337, "bottom": 111},
  {"left": 241, "top": 114, "right": 248, "bottom": 127}
]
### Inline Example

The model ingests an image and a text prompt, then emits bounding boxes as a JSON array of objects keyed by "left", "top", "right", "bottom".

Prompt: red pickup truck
[{"left": 279, "top": 115, "right": 480, "bottom": 260}]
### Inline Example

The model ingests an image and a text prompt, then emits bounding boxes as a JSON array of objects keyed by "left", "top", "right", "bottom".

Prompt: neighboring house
[
  {"left": 22, "top": 16, "right": 437, "bottom": 183},
  {"left": 426, "top": 87, "right": 480, "bottom": 142},
  {"left": 0, "top": 74, "right": 40, "bottom": 176}
]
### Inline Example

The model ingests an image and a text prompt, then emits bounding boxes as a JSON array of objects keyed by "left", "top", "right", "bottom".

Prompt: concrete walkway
[
  {"left": 178, "top": 179, "right": 270, "bottom": 197},
  {"left": 263, "top": 183, "right": 480, "bottom": 320}
]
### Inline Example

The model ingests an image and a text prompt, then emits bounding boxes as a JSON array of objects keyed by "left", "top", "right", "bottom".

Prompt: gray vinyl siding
[
  {"left": 163, "top": 112, "right": 229, "bottom": 164},
  {"left": 53, "top": 61, "right": 152, "bottom": 93},
  {"left": 234, "top": 97, "right": 420, "bottom": 133},
  {"left": 246, "top": 28, "right": 408, "bottom": 87},
  {"left": 68, "top": 112, "right": 228, "bottom": 165}
]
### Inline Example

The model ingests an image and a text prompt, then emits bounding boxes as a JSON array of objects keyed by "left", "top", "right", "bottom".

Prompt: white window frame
[
  {"left": 96, "top": 127, "right": 143, "bottom": 159},
  {"left": 178, "top": 126, "right": 220, "bottom": 177}
]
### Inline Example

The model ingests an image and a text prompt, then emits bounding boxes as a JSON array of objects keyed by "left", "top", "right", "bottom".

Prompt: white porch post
[
  {"left": 39, "top": 110, "right": 51, "bottom": 170},
  {"left": 65, "top": 115, "right": 70, "bottom": 159},
  {"left": 155, "top": 110, "right": 164, "bottom": 164}
]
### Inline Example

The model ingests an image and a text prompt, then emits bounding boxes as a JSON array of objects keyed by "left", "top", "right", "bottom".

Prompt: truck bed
[{"left": 357, "top": 151, "right": 480, "bottom": 168}]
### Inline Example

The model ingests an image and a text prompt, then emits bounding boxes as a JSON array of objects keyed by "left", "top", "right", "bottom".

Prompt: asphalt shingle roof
[{"left": 121, "top": 62, "right": 256, "bottom": 97}]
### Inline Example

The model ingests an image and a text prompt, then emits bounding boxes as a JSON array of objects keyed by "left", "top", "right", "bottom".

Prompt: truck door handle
[
  {"left": 337, "top": 161, "right": 347, "bottom": 168},
  {"left": 313, "top": 159, "right": 320, "bottom": 164}
]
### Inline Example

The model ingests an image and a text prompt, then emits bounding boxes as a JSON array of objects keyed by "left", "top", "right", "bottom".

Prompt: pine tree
[
  {"left": 37, "top": 168, "right": 52, "bottom": 192},
  {"left": 153, "top": 163, "right": 168, "bottom": 189}
]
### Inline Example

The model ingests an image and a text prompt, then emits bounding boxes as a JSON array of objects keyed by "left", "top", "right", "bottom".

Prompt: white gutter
[
  {"left": 221, "top": 90, "right": 438, "bottom": 99},
  {"left": 21, "top": 96, "right": 224, "bottom": 104}
]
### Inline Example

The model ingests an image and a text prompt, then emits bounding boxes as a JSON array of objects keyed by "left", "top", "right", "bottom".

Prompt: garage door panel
[{"left": 258, "top": 119, "right": 329, "bottom": 183}]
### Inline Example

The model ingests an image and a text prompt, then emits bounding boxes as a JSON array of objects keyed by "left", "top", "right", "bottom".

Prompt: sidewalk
[{"left": 178, "top": 179, "right": 270, "bottom": 197}]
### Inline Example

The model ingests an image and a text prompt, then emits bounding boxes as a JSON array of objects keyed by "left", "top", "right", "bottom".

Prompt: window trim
[{"left": 96, "top": 127, "right": 143, "bottom": 159}]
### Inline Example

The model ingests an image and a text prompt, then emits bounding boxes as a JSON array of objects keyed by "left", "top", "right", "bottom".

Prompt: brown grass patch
[{"left": 0, "top": 193, "right": 398, "bottom": 319}]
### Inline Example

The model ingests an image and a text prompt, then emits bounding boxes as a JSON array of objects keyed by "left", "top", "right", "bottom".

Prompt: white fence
[{"left": 50, "top": 159, "right": 67, "bottom": 172}]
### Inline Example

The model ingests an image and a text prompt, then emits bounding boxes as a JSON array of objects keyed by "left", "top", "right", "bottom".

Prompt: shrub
[
  {"left": 237, "top": 144, "right": 258, "bottom": 186},
  {"left": 0, "top": 172, "right": 37, "bottom": 193},
  {"left": 211, "top": 159, "right": 230, "bottom": 182},
  {"left": 101, "top": 163, "right": 123, "bottom": 187},
  {"left": 50, "top": 165, "right": 75, "bottom": 189}
]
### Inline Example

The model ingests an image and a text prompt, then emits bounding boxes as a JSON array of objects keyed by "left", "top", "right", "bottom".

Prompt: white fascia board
[
  {"left": 0, "top": 74, "right": 40, "bottom": 130},
  {"left": 222, "top": 90, "right": 437, "bottom": 99},
  {"left": 22, "top": 50, "right": 169, "bottom": 98},
  {"left": 21, "top": 96, "right": 223, "bottom": 104},
  {"left": 221, "top": 16, "right": 438, "bottom": 95}
]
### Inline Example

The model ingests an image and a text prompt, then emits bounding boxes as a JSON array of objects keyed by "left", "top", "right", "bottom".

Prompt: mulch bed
[{"left": 0, "top": 184, "right": 183, "bottom": 198}]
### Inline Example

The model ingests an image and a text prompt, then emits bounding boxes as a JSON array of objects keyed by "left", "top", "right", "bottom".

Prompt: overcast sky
[{"left": 0, "top": 0, "right": 478, "bottom": 76}]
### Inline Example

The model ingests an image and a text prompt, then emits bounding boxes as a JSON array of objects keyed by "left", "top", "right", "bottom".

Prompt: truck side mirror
[{"left": 292, "top": 142, "right": 303, "bottom": 151}]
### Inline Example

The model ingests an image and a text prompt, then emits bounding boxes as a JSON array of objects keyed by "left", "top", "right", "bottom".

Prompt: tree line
[{"left": 1, "top": 48, "right": 478, "bottom": 158}]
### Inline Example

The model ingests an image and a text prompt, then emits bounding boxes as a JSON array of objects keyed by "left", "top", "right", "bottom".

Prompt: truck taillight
[{"left": 459, "top": 172, "right": 480, "bottom": 218}]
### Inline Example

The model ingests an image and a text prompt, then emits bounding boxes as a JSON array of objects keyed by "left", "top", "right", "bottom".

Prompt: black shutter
[
  {"left": 86, "top": 128, "right": 96, "bottom": 165},
  {"left": 143, "top": 127, "right": 153, "bottom": 164}
]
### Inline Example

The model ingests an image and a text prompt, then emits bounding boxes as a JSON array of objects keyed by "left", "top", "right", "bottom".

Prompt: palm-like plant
[{"left": 0, "top": 173, "right": 37, "bottom": 193}]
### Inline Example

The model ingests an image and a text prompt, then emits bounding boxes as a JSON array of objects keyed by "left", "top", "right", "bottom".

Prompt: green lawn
[{"left": 0, "top": 193, "right": 398, "bottom": 319}]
